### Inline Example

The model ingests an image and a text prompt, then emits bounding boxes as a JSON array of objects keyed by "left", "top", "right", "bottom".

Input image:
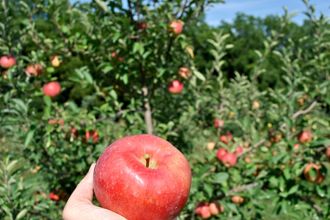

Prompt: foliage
[{"left": 0, "top": 0, "right": 329, "bottom": 219}]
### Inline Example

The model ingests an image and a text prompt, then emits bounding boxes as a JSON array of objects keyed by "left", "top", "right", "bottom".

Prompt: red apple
[
  {"left": 222, "top": 153, "right": 237, "bottom": 167},
  {"left": 70, "top": 127, "right": 78, "bottom": 138},
  {"left": 169, "top": 20, "right": 184, "bottom": 35},
  {"left": 219, "top": 132, "right": 233, "bottom": 144},
  {"left": 25, "top": 64, "right": 43, "bottom": 76},
  {"left": 93, "top": 134, "right": 192, "bottom": 220},
  {"left": 231, "top": 195, "right": 244, "bottom": 204},
  {"left": 216, "top": 148, "right": 227, "bottom": 161},
  {"left": 303, "top": 163, "right": 324, "bottom": 184},
  {"left": 213, "top": 118, "right": 224, "bottom": 128},
  {"left": 195, "top": 202, "right": 207, "bottom": 215},
  {"left": 208, "top": 202, "right": 220, "bottom": 215},
  {"left": 178, "top": 67, "right": 191, "bottom": 79},
  {"left": 42, "top": 81, "right": 61, "bottom": 97},
  {"left": 200, "top": 206, "right": 211, "bottom": 219},
  {"left": 234, "top": 146, "right": 244, "bottom": 156},
  {"left": 85, "top": 130, "right": 99, "bottom": 143},
  {"left": 137, "top": 21, "right": 148, "bottom": 30},
  {"left": 0, "top": 55, "right": 16, "bottom": 69},
  {"left": 168, "top": 80, "right": 183, "bottom": 94},
  {"left": 49, "top": 192, "right": 60, "bottom": 201},
  {"left": 293, "top": 143, "right": 300, "bottom": 151},
  {"left": 111, "top": 52, "right": 117, "bottom": 58},
  {"left": 298, "top": 130, "right": 313, "bottom": 143}
]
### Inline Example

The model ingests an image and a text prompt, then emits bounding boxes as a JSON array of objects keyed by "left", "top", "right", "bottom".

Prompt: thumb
[{"left": 69, "top": 163, "right": 95, "bottom": 202}]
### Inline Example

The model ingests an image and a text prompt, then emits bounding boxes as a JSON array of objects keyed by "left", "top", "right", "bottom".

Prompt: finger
[
  {"left": 73, "top": 204, "right": 126, "bottom": 220},
  {"left": 69, "top": 163, "right": 95, "bottom": 202}
]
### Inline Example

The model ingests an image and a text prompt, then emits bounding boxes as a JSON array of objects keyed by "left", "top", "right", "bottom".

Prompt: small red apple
[
  {"left": 0, "top": 55, "right": 16, "bottom": 69},
  {"left": 42, "top": 81, "right": 61, "bottom": 97},
  {"left": 298, "top": 130, "right": 313, "bottom": 143},
  {"left": 303, "top": 163, "right": 324, "bottom": 184},
  {"left": 219, "top": 132, "right": 233, "bottom": 144},
  {"left": 216, "top": 148, "right": 228, "bottom": 161},
  {"left": 137, "top": 21, "right": 148, "bottom": 30},
  {"left": 213, "top": 118, "right": 224, "bottom": 128},
  {"left": 293, "top": 143, "right": 300, "bottom": 151},
  {"left": 49, "top": 192, "right": 60, "bottom": 201},
  {"left": 208, "top": 202, "right": 220, "bottom": 215},
  {"left": 234, "top": 146, "right": 244, "bottom": 156},
  {"left": 178, "top": 67, "right": 191, "bottom": 79},
  {"left": 231, "top": 195, "right": 244, "bottom": 204},
  {"left": 111, "top": 52, "right": 117, "bottom": 58},
  {"left": 70, "top": 127, "right": 78, "bottom": 138},
  {"left": 25, "top": 64, "right": 43, "bottom": 76},
  {"left": 200, "top": 206, "right": 211, "bottom": 219},
  {"left": 85, "top": 130, "right": 99, "bottom": 143},
  {"left": 169, "top": 20, "right": 184, "bottom": 35},
  {"left": 168, "top": 80, "right": 183, "bottom": 94},
  {"left": 222, "top": 153, "right": 237, "bottom": 167},
  {"left": 93, "top": 134, "right": 191, "bottom": 220}
]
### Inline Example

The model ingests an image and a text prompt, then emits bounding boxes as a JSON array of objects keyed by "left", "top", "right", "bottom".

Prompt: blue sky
[
  {"left": 73, "top": 0, "right": 330, "bottom": 25},
  {"left": 206, "top": 0, "right": 330, "bottom": 26}
]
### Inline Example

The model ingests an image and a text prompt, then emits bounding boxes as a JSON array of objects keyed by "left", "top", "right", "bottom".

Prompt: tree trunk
[{"left": 142, "top": 86, "right": 153, "bottom": 134}]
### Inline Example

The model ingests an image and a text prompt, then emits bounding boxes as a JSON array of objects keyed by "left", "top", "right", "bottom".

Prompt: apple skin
[
  {"left": 169, "top": 20, "right": 184, "bottom": 35},
  {"left": 168, "top": 80, "right": 184, "bottom": 94},
  {"left": 213, "top": 118, "right": 224, "bottom": 128},
  {"left": 0, "top": 55, "right": 16, "bottom": 69},
  {"left": 219, "top": 132, "right": 233, "bottom": 144},
  {"left": 49, "top": 192, "right": 60, "bottom": 201},
  {"left": 25, "top": 64, "right": 43, "bottom": 76},
  {"left": 85, "top": 130, "right": 99, "bottom": 143},
  {"left": 298, "top": 130, "right": 313, "bottom": 143},
  {"left": 216, "top": 148, "right": 227, "bottom": 161},
  {"left": 42, "top": 81, "right": 61, "bottom": 97},
  {"left": 93, "top": 134, "right": 192, "bottom": 220},
  {"left": 221, "top": 153, "right": 237, "bottom": 167},
  {"left": 231, "top": 195, "right": 244, "bottom": 204},
  {"left": 178, "top": 67, "right": 190, "bottom": 79},
  {"left": 51, "top": 55, "right": 61, "bottom": 67},
  {"left": 234, "top": 146, "right": 244, "bottom": 156}
]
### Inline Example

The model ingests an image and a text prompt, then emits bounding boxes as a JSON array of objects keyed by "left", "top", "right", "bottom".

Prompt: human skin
[{"left": 62, "top": 164, "right": 126, "bottom": 220}]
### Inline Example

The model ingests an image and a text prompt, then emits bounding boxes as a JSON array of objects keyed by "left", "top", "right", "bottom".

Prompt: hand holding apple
[
  {"left": 63, "top": 164, "right": 126, "bottom": 220},
  {"left": 93, "top": 134, "right": 192, "bottom": 220}
]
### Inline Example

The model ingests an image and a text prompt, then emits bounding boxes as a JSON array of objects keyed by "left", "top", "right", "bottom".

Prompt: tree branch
[
  {"left": 292, "top": 101, "right": 317, "bottom": 119},
  {"left": 227, "top": 182, "right": 260, "bottom": 195}
]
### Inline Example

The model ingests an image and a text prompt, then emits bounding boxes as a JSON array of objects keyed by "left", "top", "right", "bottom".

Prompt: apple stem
[{"left": 145, "top": 157, "right": 150, "bottom": 168}]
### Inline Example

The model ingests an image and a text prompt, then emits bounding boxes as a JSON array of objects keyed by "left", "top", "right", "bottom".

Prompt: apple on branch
[
  {"left": 43, "top": 81, "right": 61, "bottom": 97},
  {"left": 0, "top": 55, "right": 16, "bottom": 69}
]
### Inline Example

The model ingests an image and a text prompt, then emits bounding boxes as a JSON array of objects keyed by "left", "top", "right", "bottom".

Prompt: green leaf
[
  {"left": 16, "top": 209, "right": 28, "bottom": 220},
  {"left": 24, "top": 130, "right": 35, "bottom": 147},
  {"left": 287, "top": 185, "right": 299, "bottom": 195},
  {"left": 193, "top": 69, "right": 206, "bottom": 81},
  {"left": 212, "top": 172, "right": 229, "bottom": 184}
]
